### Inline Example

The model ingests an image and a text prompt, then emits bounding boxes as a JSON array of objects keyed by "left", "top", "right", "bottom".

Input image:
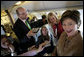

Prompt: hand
[
  {"left": 39, "top": 41, "right": 49, "bottom": 48},
  {"left": 44, "top": 41, "right": 50, "bottom": 45},
  {"left": 28, "top": 45, "right": 36, "bottom": 51},
  {"left": 32, "top": 28, "right": 39, "bottom": 33},
  {"left": 27, "top": 30, "right": 36, "bottom": 37},
  {"left": 37, "top": 43, "right": 45, "bottom": 53}
]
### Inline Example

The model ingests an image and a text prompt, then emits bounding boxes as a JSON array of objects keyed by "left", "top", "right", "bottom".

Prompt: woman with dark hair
[
  {"left": 52, "top": 10, "right": 83, "bottom": 56},
  {"left": 1, "top": 35, "right": 16, "bottom": 56},
  {"left": 35, "top": 26, "right": 55, "bottom": 56},
  {"left": 36, "top": 26, "right": 50, "bottom": 48}
]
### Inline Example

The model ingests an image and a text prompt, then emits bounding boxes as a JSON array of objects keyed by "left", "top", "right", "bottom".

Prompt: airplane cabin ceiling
[{"left": 1, "top": 1, "right": 83, "bottom": 12}]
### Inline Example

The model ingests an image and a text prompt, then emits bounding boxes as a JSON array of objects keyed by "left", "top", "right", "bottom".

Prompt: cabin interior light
[{"left": 15, "top": 1, "right": 22, "bottom": 5}]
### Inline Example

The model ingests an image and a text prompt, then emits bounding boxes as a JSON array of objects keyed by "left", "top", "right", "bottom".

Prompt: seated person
[
  {"left": 1, "top": 35, "right": 15, "bottom": 56},
  {"left": 36, "top": 26, "right": 55, "bottom": 56},
  {"left": 35, "top": 26, "right": 50, "bottom": 48},
  {"left": 1, "top": 35, "right": 48, "bottom": 56}
]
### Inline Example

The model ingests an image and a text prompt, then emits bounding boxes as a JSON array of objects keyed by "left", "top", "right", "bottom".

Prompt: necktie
[{"left": 25, "top": 20, "right": 31, "bottom": 30}]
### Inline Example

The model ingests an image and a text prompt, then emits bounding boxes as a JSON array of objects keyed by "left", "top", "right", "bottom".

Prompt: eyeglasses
[{"left": 19, "top": 11, "right": 28, "bottom": 15}]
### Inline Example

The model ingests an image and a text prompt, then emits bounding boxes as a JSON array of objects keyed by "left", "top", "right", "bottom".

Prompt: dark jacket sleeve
[
  {"left": 30, "top": 19, "right": 44, "bottom": 28},
  {"left": 13, "top": 20, "right": 30, "bottom": 44}
]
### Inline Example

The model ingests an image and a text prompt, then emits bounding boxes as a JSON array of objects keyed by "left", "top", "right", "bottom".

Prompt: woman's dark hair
[
  {"left": 42, "top": 15, "right": 46, "bottom": 19},
  {"left": 61, "top": 10, "right": 81, "bottom": 28}
]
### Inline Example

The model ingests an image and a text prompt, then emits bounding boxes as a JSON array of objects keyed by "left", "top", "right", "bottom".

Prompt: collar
[
  {"left": 20, "top": 19, "right": 26, "bottom": 24},
  {"left": 19, "top": 17, "right": 29, "bottom": 24}
]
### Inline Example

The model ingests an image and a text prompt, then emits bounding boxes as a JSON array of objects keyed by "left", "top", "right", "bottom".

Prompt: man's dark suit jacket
[{"left": 13, "top": 18, "right": 35, "bottom": 52}]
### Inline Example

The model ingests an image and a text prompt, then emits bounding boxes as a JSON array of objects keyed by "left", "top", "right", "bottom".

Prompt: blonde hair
[{"left": 48, "top": 12, "right": 58, "bottom": 24}]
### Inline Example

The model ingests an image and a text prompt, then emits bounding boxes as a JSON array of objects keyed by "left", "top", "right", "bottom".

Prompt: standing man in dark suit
[{"left": 13, "top": 7, "right": 36, "bottom": 53}]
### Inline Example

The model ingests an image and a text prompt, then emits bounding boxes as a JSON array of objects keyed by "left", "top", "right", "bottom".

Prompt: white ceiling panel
[{"left": 1, "top": 1, "right": 83, "bottom": 12}]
